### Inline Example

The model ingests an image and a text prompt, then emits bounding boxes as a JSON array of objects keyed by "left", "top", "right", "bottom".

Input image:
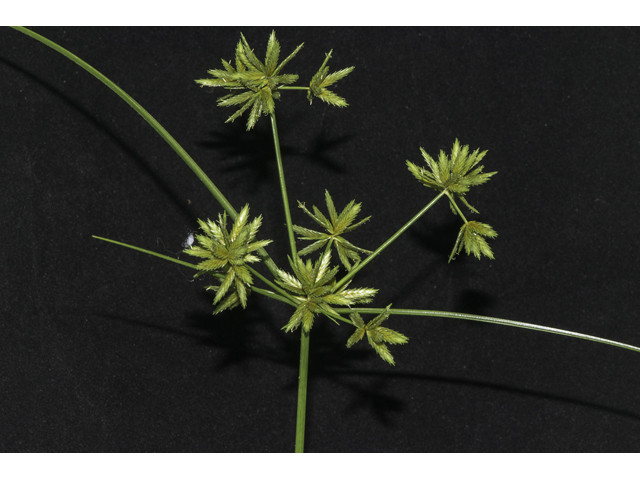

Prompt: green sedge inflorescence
[
  {"left": 407, "top": 139, "right": 498, "bottom": 262},
  {"left": 193, "top": 33, "right": 498, "bottom": 365}
]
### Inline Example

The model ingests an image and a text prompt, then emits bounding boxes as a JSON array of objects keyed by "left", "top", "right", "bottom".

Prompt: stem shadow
[
  {"left": 0, "top": 56, "right": 198, "bottom": 224},
  {"left": 100, "top": 308, "right": 640, "bottom": 445},
  {"left": 195, "top": 122, "right": 353, "bottom": 195}
]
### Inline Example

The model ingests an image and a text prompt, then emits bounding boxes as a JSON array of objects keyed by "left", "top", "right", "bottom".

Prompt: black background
[{"left": 2, "top": 26, "right": 640, "bottom": 452}]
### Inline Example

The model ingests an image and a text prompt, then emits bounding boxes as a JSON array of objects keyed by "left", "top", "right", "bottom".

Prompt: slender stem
[
  {"left": 295, "top": 329, "right": 310, "bottom": 453},
  {"left": 92, "top": 236, "right": 198, "bottom": 269},
  {"left": 11, "top": 26, "right": 282, "bottom": 279},
  {"left": 332, "top": 190, "right": 448, "bottom": 292},
  {"left": 280, "top": 86, "right": 310, "bottom": 91},
  {"left": 293, "top": 220, "right": 338, "bottom": 453},
  {"left": 322, "top": 309, "right": 353, "bottom": 326},
  {"left": 270, "top": 112, "right": 297, "bottom": 257},
  {"left": 247, "top": 265, "right": 300, "bottom": 306},
  {"left": 446, "top": 192, "right": 468, "bottom": 223},
  {"left": 333, "top": 307, "right": 640, "bottom": 354},
  {"left": 92, "top": 236, "right": 297, "bottom": 306},
  {"left": 252, "top": 286, "right": 298, "bottom": 308},
  {"left": 11, "top": 27, "right": 235, "bottom": 218}
]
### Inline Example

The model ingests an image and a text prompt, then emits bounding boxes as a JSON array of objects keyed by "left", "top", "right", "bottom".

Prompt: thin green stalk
[
  {"left": 92, "top": 236, "right": 295, "bottom": 306},
  {"left": 334, "top": 307, "right": 640, "bottom": 354},
  {"left": 446, "top": 192, "right": 468, "bottom": 223},
  {"left": 333, "top": 190, "right": 448, "bottom": 292},
  {"left": 292, "top": 192, "right": 339, "bottom": 455},
  {"left": 280, "top": 86, "right": 310, "bottom": 91},
  {"left": 11, "top": 27, "right": 234, "bottom": 218},
  {"left": 247, "top": 265, "right": 300, "bottom": 306},
  {"left": 295, "top": 328, "right": 310, "bottom": 453},
  {"left": 12, "top": 26, "right": 281, "bottom": 278},
  {"left": 252, "top": 286, "right": 298, "bottom": 308},
  {"left": 322, "top": 309, "right": 353, "bottom": 326},
  {"left": 269, "top": 112, "right": 297, "bottom": 257},
  {"left": 92, "top": 236, "right": 199, "bottom": 269}
]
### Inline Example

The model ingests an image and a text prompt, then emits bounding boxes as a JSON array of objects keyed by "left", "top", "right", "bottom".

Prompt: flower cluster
[
  {"left": 184, "top": 205, "right": 272, "bottom": 314},
  {"left": 293, "top": 190, "right": 371, "bottom": 271},
  {"left": 408, "top": 140, "right": 498, "bottom": 261},
  {"left": 407, "top": 139, "right": 496, "bottom": 213},
  {"left": 307, "top": 50, "right": 354, "bottom": 107},
  {"left": 449, "top": 221, "right": 498, "bottom": 262},
  {"left": 346, "top": 306, "right": 408, "bottom": 366},
  {"left": 195, "top": 31, "right": 303, "bottom": 130},
  {"left": 275, "top": 251, "right": 377, "bottom": 333}
]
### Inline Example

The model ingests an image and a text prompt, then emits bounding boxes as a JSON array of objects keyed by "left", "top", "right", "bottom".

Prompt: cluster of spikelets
[
  {"left": 184, "top": 139, "right": 498, "bottom": 364},
  {"left": 307, "top": 50, "right": 354, "bottom": 107},
  {"left": 195, "top": 31, "right": 353, "bottom": 130},
  {"left": 293, "top": 190, "right": 371, "bottom": 271},
  {"left": 278, "top": 192, "right": 408, "bottom": 364},
  {"left": 191, "top": 32, "right": 498, "bottom": 365},
  {"left": 347, "top": 306, "right": 409, "bottom": 366},
  {"left": 183, "top": 192, "right": 406, "bottom": 364},
  {"left": 407, "top": 139, "right": 495, "bottom": 210},
  {"left": 274, "top": 250, "right": 377, "bottom": 333},
  {"left": 407, "top": 139, "right": 498, "bottom": 261},
  {"left": 184, "top": 205, "right": 271, "bottom": 314}
]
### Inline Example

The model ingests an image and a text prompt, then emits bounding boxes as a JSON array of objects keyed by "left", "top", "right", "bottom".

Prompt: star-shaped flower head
[
  {"left": 184, "top": 204, "right": 272, "bottom": 314},
  {"left": 307, "top": 50, "right": 355, "bottom": 107},
  {"left": 275, "top": 250, "right": 377, "bottom": 333},
  {"left": 449, "top": 221, "right": 497, "bottom": 262},
  {"left": 346, "top": 305, "right": 408, "bottom": 366},
  {"left": 293, "top": 190, "right": 371, "bottom": 271},
  {"left": 406, "top": 139, "right": 497, "bottom": 213},
  {"left": 195, "top": 31, "right": 303, "bottom": 130}
]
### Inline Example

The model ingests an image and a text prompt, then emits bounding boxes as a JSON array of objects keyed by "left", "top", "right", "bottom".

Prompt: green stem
[
  {"left": 252, "top": 286, "right": 298, "bottom": 308},
  {"left": 333, "top": 190, "right": 448, "bottom": 292},
  {"left": 92, "top": 236, "right": 296, "bottom": 306},
  {"left": 292, "top": 236, "right": 337, "bottom": 454},
  {"left": 322, "top": 309, "right": 353, "bottom": 326},
  {"left": 295, "top": 328, "right": 310, "bottom": 453},
  {"left": 446, "top": 192, "right": 468, "bottom": 223},
  {"left": 270, "top": 112, "right": 297, "bottom": 257},
  {"left": 11, "top": 26, "right": 281, "bottom": 278},
  {"left": 280, "top": 86, "right": 309, "bottom": 91},
  {"left": 92, "top": 236, "right": 198, "bottom": 269},
  {"left": 247, "top": 265, "right": 300, "bottom": 306},
  {"left": 334, "top": 307, "right": 640, "bottom": 354},
  {"left": 11, "top": 27, "right": 235, "bottom": 217}
]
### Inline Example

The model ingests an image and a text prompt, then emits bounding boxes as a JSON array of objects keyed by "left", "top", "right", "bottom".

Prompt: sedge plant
[{"left": 10, "top": 27, "right": 640, "bottom": 453}]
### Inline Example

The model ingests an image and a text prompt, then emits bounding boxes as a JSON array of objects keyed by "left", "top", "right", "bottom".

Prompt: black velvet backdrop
[{"left": 2, "top": 26, "right": 640, "bottom": 452}]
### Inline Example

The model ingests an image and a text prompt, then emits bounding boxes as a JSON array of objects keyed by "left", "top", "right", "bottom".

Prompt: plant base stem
[{"left": 295, "top": 329, "right": 310, "bottom": 453}]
